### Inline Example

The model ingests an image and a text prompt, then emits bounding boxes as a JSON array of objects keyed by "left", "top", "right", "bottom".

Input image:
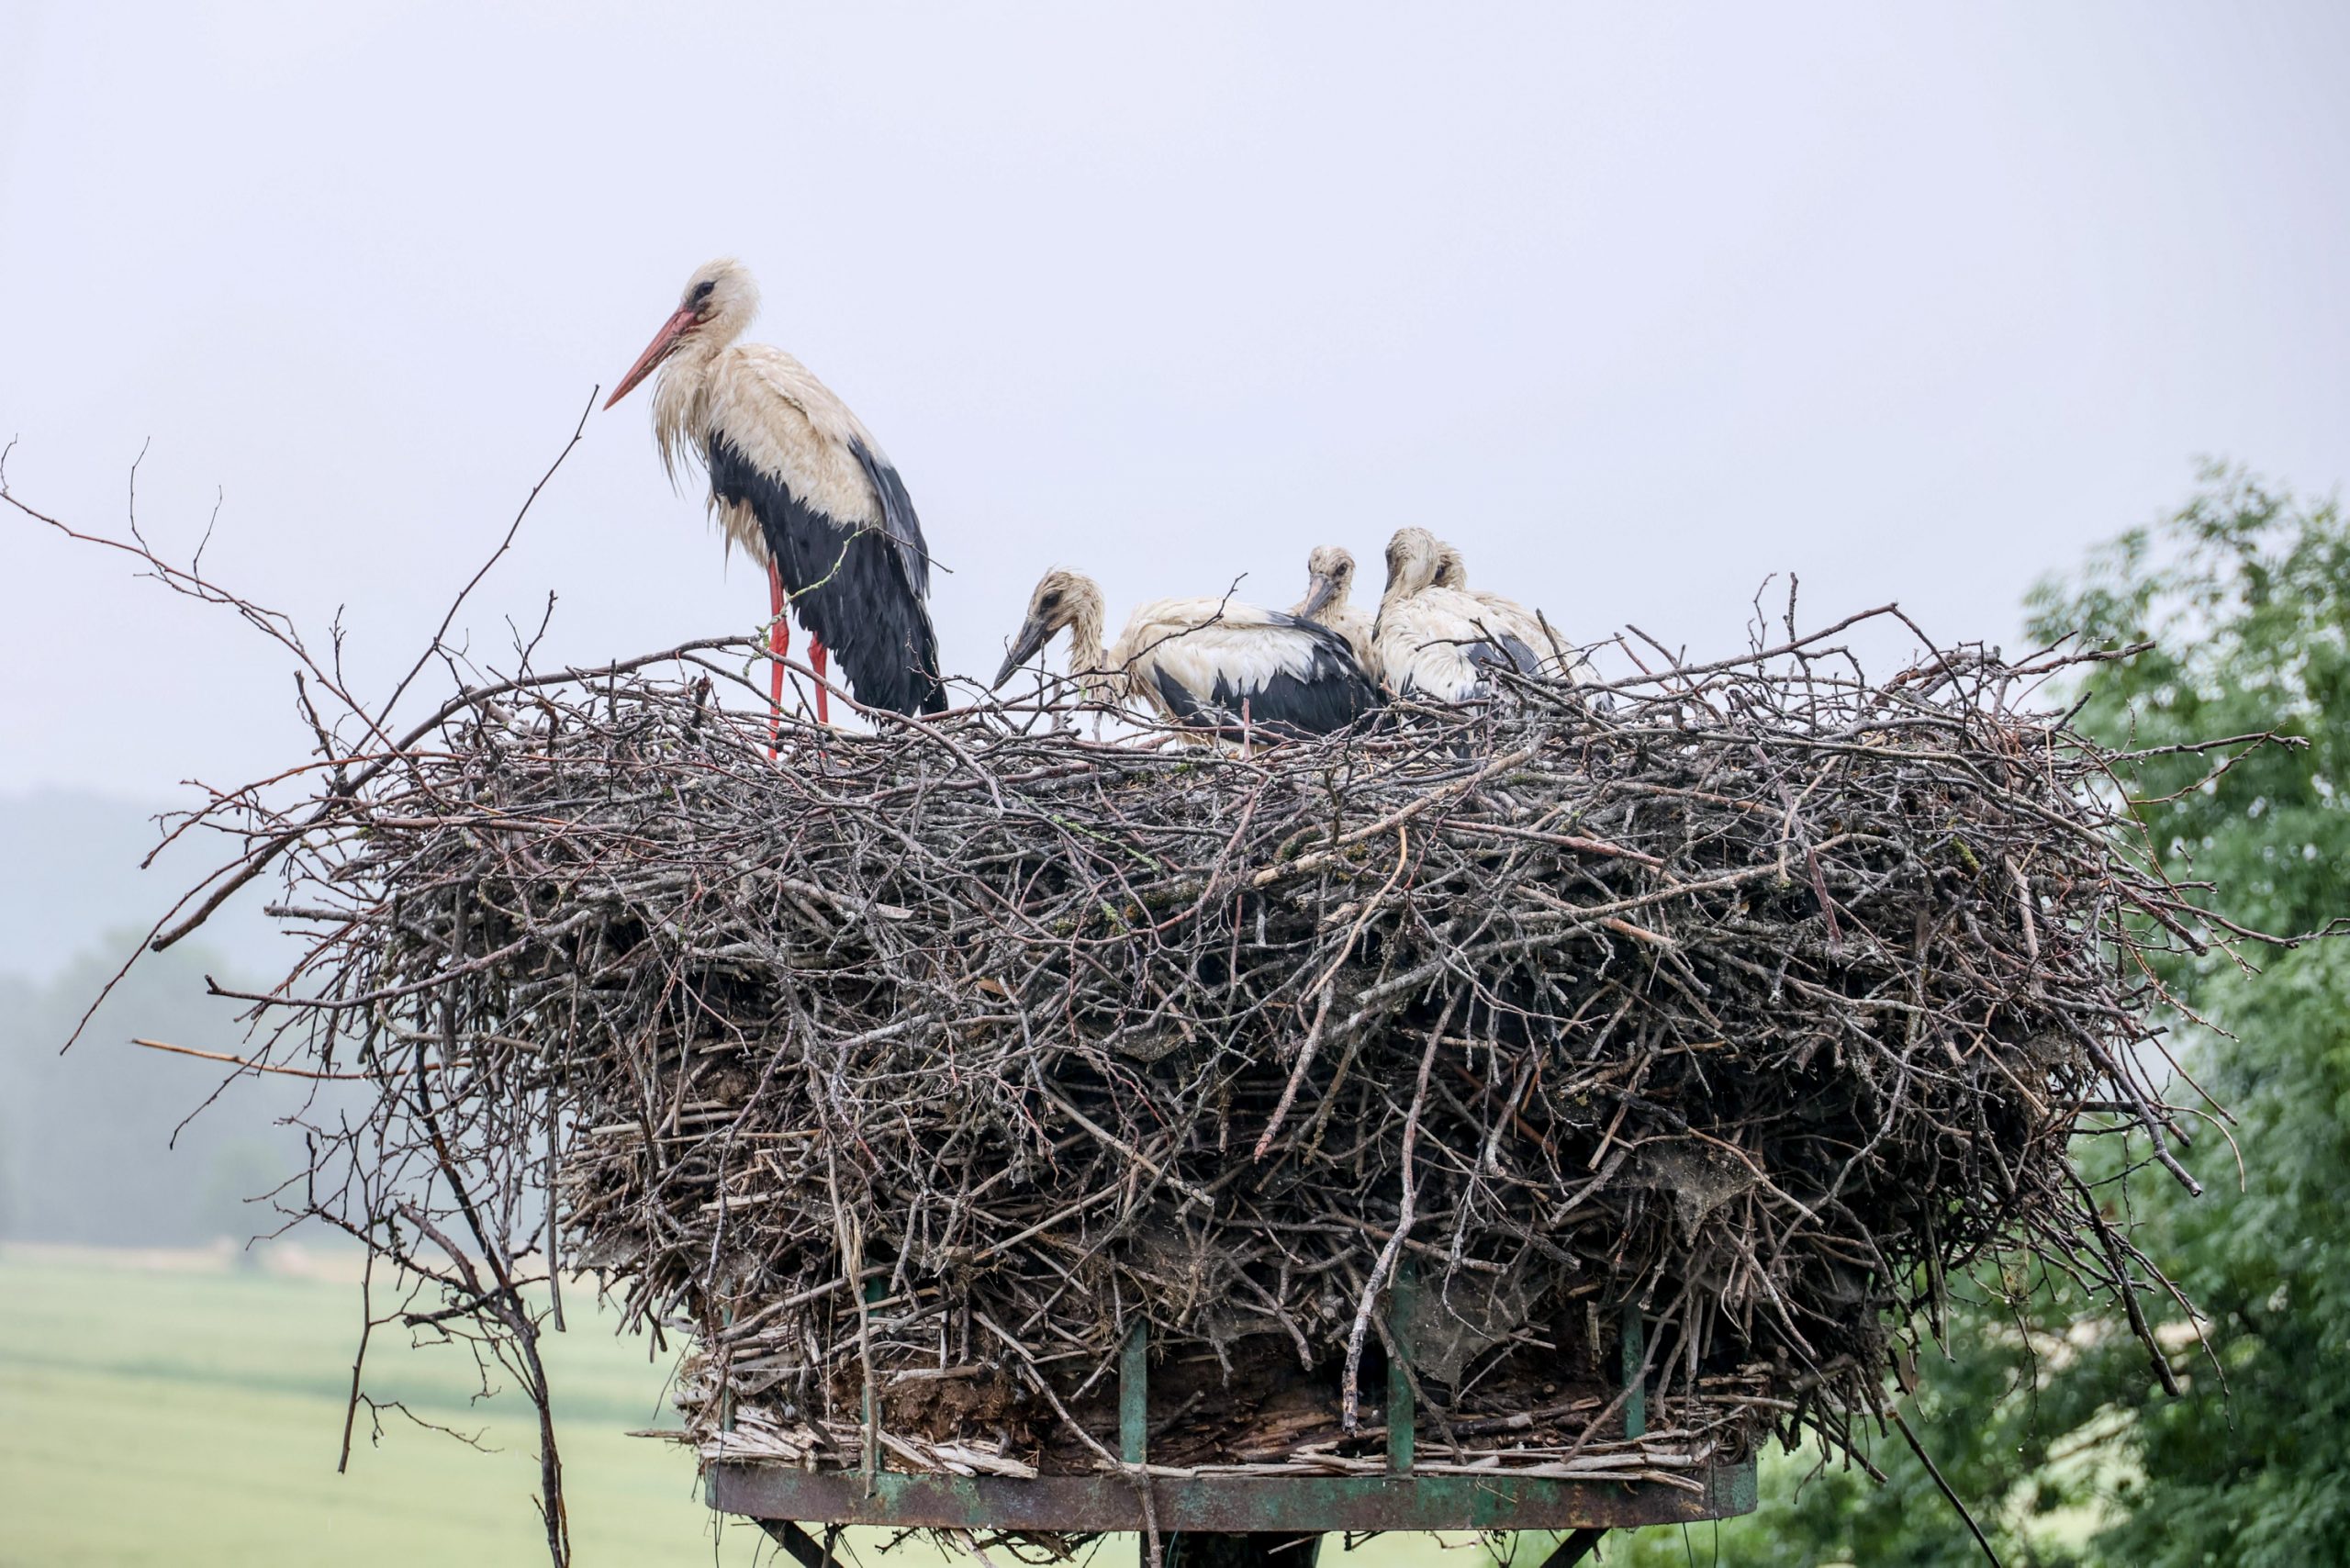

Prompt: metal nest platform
[
  {"left": 708, "top": 1463, "right": 1758, "bottom": 1535},
  {"left": 707, "top": 1305, "right": 1760, "bottom": 1558}
]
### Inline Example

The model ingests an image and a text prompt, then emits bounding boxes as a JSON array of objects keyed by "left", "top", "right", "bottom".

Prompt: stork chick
[
  {"left": 1291, "top": 545, "right": 1375, "bottom": 674},
  {"left": 1372, "top": 527, "right": 1543, "bottom": 700},
  {"left": 994, "top": 568, "right": 1379, "bottom": 737},
  {"left": 1431, "top": 539, "right": 1583, "bottom": 680}
]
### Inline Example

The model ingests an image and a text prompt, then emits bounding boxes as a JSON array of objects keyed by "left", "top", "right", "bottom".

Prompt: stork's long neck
[
  {"left": 1065, "top": 586, "right": 1116, "bottom": 705},
  {"left": 1378, "top": 569, "right": 1420, "bottom": 626},
  {"left": 651, "top": 316, "right": 748, "bottom": 487}
]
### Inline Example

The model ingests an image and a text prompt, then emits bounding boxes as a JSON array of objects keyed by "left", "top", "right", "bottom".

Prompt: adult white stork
[
  {"left": 992, "top": 568, "right": 1379, "bottom": 737},
  {"left": 1430, "top": 540, "right": 1583, "bottom": 679},
  {"left": 1291, "top": 545, "right": 1375, "bottom": 674},
  {"left": 606, "top": 258, "right": 944, "bottom": 729},
  {"left": 1372, "top": 527, "right": 1546, "bottom": 701}
]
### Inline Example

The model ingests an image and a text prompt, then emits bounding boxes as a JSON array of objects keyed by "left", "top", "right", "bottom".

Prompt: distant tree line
[{"left": 0, "top": 936, "right": 314, "bottom": 1248}]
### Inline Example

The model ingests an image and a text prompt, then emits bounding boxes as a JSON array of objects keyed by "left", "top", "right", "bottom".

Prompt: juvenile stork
[
  {"left": 606, "top": 258, "right": 945, "bottom": 728},
  {"left": 1431, "top": 540, "right": 1583, "bottom": 679},
  {"left": 992, "top": 568, "right": 1379, "bottom": 737},
  {"left": 1291, "top": 545, "right": 1374, "bottom": 673},
  {"left": 1372, "top": 527, "right": 1543, "bottom": 701}
]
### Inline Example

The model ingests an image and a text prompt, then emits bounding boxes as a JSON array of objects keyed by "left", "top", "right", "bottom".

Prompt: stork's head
[
  {"left": 1297, "top": 545, "right": 1356, "bottom": 621},
  {"left": 604, "top": 258, "right": 760, "bottom": 409},
  {"left": 994, "top": 567, "right": 1103, "bottom": 689},
  {"left": 1430, "top": 540, "right": 1468, "bottom": 592},
  {"left": 1382, "top": 527, "right": 1444, "bottom": 599}
]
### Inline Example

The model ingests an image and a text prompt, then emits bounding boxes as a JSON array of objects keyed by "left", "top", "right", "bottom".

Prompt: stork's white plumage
[
  {"left": 993, "top": 568, "right": 1380, "bottom": 737},
  {"left": 606, "top": 259, "right": 943, "bottom": 730},
  {"left": 1291, "top": 545, "right": 1375, "bottom": 674},
  {"left": 1372, "top": 527, "right": 1545, "bottom": 701},
  {"left": 1430, "top": 540, "right": 1583, "bottom": 681}
]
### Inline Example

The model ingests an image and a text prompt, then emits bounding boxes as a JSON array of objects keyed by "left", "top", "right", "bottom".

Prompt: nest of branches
[{"left": 138, "top": 599, "right": 2255, "bottom": 1539}]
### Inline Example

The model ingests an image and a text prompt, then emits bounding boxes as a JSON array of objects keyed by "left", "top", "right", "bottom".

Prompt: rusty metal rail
[{"left": 709, "top": 1463, "right": 1757, "bottom": 1534}]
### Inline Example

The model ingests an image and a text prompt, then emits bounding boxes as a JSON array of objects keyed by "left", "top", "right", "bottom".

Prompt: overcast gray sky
[{"left": 4, "top": 2, "right": 2346, "bottom": 801}]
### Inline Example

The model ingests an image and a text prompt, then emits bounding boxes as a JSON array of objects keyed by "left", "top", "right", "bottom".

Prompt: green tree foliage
[
  {"left": 1594, "top": 469, "right": 2350, "bottom": 1565},
  {"left": 2013, "top": 469, "right": 2350, "bottom": 1567}
]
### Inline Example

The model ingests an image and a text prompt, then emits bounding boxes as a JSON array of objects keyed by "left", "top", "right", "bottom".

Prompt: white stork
[
  {"left": 1430, "top": 539, "right": 1583, "bottom": 680},
  {"left": 992, "top": 568, "right": 1380, "bottom": 737},
  {"left": 606, "top": 258, "right": 944, "bottom": 729},
  {"left": 1372, "top": 527, "right": 1547, "bottom": 701},
  {"left": 1291, "top": 545, "right": 1375, "bottom": 674}
]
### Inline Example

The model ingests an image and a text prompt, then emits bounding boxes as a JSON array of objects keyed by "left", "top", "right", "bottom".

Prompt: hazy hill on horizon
[{"left": 0, "top": 789, "right": 314, "bottom": 1245}]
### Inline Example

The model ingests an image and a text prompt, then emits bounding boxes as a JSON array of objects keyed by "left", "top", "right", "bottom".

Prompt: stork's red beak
[{"left": 604, "top": 306, "right": 699, "bottom": 409}]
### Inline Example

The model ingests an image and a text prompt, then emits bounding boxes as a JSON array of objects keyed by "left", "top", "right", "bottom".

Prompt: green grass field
[
  {"left": 0, "top": 1245, "right": 1537, "bottom": 1568},
  {"left": 0, "top": 1242, "right": 780, "bottom": 1566}
]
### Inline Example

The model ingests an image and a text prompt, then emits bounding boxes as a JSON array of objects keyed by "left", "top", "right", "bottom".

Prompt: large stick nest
[{"left": 201, "top": 619, "right": 2236, "bottom": 1495}]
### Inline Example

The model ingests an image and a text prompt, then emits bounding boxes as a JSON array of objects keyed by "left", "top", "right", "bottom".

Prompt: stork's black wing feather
[
  {"left": 1153, "top": 613, "right": 1381, "bottom": 739},
  {"left": 708, "top": 436, "right": 946, "bottom": 716},
  {"left": 1237, "top": 614, "right": 1382, "bottom": 734},
  {"left": 1467, "top": 627, "right": 1544, "bottom": 675},
  {"left": 1399, "top": 622, "right": 1541, "bottom": 701},
  {"left": 848, "top": 437, "right": 932, "bottom": 600},
  {"left": 1149, "top": 665, "right": 1213, "bottom": 727}
]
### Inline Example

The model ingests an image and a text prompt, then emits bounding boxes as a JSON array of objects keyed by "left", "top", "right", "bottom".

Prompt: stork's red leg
[
  {"left": 810, "top": 637, "right": 831, "bottom": 726},
  {"left": 767, "top": 563, "right": 789, "bottom": 757}
]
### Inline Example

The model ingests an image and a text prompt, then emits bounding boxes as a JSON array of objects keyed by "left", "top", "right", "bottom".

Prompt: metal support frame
[
  {"left": 1122, "top": 1318, "right": 1150, "bottom": 1464},
  {"left": 1620, "top": 1303, "right": 1646, "bottom": 1439},
  {"left": 1535, "top": 1528, "right": 1609, "bottom": 1568},
  {"left": 757, "top": 1519, "right": 843, "bottom": 1568},
  {"left": 712, "top": 1283, "right": 1754, "bottom": 1540},
  {"left": 862, "top": 1277, "right": 886, "bottom": 1482},
  {"left": 714, "top": 1465, "right": 1756, "bottom": 1533},
  {"left": 1386, "top": 1260, "right": 1415, "bottom": 1475}
]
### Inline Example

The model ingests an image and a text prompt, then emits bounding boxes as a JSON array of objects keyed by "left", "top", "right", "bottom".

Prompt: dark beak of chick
[
  {"left": 992, "top": 617, "right": 1053, "bottom": 690},
  {"left": 1297, "top": 571, "right": 1340, "bottom": 622}
]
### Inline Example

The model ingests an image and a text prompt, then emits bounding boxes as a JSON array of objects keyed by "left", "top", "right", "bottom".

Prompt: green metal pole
[
  {"left": 863, "top": 1277, "right": 887, "bottom": 1479},
  {"left": 1120, "top": 1318, "right": 1150, "bottom": 1466},
  {"left": 1387, "top": 1259, "right": 1416, "bottom": 1474},
  {"left": 1619, "top": 1304, "right": 1645, "bottom": 1441},
  {"left": 720, "top": 1304, "right": 736, "bottom": 1434}
]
